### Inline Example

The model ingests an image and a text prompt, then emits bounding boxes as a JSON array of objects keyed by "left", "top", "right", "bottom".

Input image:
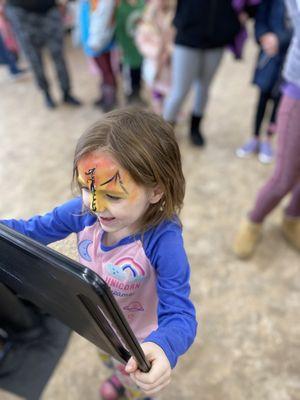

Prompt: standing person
[
  {"left": 233, "top": 0, "right": 300, "bottom": 259},
  {"left": 75, "top": 0, "right": 118, "bottom": 112},
  {"left": 163, "top": 0, "right": 256, "bottom": 147},
  {"left": 0, "top": 107, "right": 197, "bottom": 400},
  {"left": 135, "top": 0, "right": 175, "bottom": 114},
  {"left": 236, "top": 0, "right": 292, "bottom": 164},
  {"left": 115, "top": 0, "right": 145, "bottom": 105},
  {"left": 5, "top": 0, "right": 81, "bottom": 108}
]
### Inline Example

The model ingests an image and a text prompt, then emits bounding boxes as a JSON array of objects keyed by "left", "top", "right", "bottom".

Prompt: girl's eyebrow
[{"left": 99, "top": 171, "right": 129, "bottom": 194}]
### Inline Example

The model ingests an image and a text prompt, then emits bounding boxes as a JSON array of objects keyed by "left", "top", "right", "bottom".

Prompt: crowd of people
[{"left": 0, "top": 1, "right": 299, "bottom": 400}]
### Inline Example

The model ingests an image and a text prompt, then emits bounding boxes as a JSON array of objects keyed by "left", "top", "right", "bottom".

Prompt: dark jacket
[
  {"left": 7, "top": 0, "right": 56, "bottom": 13},
  {"left": 174, "top": 0, "right": 241, "bottom": 49},
  {"left": 253, "top": 0, "right": 293, "bottom": 93}
]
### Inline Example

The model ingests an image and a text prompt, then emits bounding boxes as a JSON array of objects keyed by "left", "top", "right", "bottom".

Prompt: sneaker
[
  {"left": 233, "top": 218, "right": 262, "bottom": 259},
  {"left": 10, "top": 68, "right": 29, "bottom": 82},
  {"left": 236, "top": 138, "right": 259, "bottom": 158},
  {"left": 63, "top": 93, "right": 82, "bottom": 106},
  {"left": 44, "top": 92, "right": 57, "bottom": 109},
  {"left": 258, "top": 141, "right": 273, "bottom": 164}
]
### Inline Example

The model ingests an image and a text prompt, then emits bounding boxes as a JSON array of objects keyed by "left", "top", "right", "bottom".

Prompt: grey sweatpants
[
  {"left": 163, "top": 45, "right": 224, "bottom": 122},
  {"left": 6, "top": 5, "right": 70, "bottom": 94}
]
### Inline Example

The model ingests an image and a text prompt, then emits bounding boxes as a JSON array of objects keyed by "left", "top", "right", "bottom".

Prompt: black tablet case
[{"left": 0, "top": 223, "right": 150, "bottom": 372}]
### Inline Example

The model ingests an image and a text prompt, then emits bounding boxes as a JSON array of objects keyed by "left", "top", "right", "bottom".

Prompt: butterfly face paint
[{"left": 77, "top": 151, "right": 137, "bottom": 213}]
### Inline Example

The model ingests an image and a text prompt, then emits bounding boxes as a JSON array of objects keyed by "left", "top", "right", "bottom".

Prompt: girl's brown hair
[{"left": 72, "top": 107, "right": 185, "bottom": 232}]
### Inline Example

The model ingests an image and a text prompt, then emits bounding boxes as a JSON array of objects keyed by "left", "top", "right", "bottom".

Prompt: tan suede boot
[
  {"left": 281, "top": 215, "right": 300, "bottom": 251},
  {"left": 233, "top": 218, "right": 262, "bottom": 259}
]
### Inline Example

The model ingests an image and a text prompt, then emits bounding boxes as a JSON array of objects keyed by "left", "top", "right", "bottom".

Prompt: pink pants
[{"left": 249, "top": 95, "right": 300, "bottom": 223}]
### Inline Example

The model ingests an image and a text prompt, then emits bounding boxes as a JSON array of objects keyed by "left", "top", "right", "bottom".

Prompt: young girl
[
  {"left": 0, "top": 108, "right": 197, "bottom": 400},
  {"left": 236, "top": 0, "right": 292, "bottom": 164},
  {"left": 135, "top": 0, "right": 175, "bottom": 114},
  {"left": 115, "top": 0, "right": 145, "bottom": 104},
  {"left": 233, "top": 0, "right": 300, "bottom": 259}
]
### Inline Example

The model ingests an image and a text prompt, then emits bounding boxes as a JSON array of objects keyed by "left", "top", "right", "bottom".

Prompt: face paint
[{"left": 77, "top": 152, "right": 136, "bottom": 213}]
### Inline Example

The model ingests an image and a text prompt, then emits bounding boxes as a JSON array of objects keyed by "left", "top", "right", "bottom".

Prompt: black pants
[
  {"left": 6, "top": 5, "right": 70, "bottom": 94},
  {"left": 254, "top": 90, "right": 281, "bottom": 137}
]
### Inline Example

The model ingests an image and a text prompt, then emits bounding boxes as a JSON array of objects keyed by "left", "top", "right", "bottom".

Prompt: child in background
[
  {"left": 233, "top": 0, "right": 300, "bottom": 259},
  {"left": 115, "top": 0, "right": 145, "bottom": 105},
  {"left": 1, "top": 108, "right": 197, "bottom": 400},
  {"left": 236, "top": 0, "right": 292, "bottom": 164},
  {"left": 75, "top": 0, "right": 118, "bottom": 111},
  {"left": 135, "top": 0, "right": 175, "bottom": 114}
]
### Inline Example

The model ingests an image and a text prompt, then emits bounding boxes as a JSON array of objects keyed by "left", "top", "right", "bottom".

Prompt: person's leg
[
  {"left": 5, "top": 5, "right": 51, "bottom": 100},
  {"left": 0, "top": 33, "right": 22, "bottom": 75},
  {"left": 258, "top": 93, "right": 282, "bottom": 164},
  {"left": 191, "top": 48, "right": 224, "bottom": 146},
  {"left": 127, "top": 65, "right": 146, "bottom": 105},
  {"left": 93, "top": 51, "right": 117, "bottom": 111},
  {"left": 234, "top": 95, "right": 300, "bottom": 258},
  {"left": 236, "top": 90, "right": 270, "bottom": 159},
  {"left": 282, "top": 180, "right": 300, "bottom": 251},
  {"left": 254, "top": 90, "right": 270, "bottom": 137},
  {"left": 44, "top": 7, "right": 80, "bottom": 105},
  {"left": 267, "top": 94, "right": 281, "bottom": 136},
  {"left": 163, "top": 45, "right": 201, "bottom": 123}
]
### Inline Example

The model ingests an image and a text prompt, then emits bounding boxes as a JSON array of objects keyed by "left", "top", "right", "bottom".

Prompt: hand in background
[
  {"left": 125, "top": 341, "right": 171, "bottom": 396},
  {"left": 260, "top": 32, "right": 279, "bottom": 56}
]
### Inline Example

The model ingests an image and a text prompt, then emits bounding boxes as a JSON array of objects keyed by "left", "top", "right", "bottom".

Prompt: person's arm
[
  {"left": 0, "top": 197, "right": 96, "bottom": 244},
  {"left": 125, "top": 223, "right": 197, "bottom": 395}
]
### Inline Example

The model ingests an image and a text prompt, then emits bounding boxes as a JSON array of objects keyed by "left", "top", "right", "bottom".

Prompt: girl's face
[{"left": 77, "top": 151, "right": 162, "bottom": 244}]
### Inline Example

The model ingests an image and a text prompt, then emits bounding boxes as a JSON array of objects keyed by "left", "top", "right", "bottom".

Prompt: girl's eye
[{"left": 106, "top": 194, "right": 122, "bottom": 201}]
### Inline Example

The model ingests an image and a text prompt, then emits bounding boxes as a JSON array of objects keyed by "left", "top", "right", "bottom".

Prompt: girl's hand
[
  {"left": 125, "top": 342, "right": 171, "bottom": 396},
  {"left": 260, "top": 33, "right": 279, "bottom": 57},
  {"left": 238, "top": 11, "right": 249, "bottom": 25}
]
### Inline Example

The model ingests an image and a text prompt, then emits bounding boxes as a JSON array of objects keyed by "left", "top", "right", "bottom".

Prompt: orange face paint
[{"left": 77, "top": 151, "right": 138, "bottom": 212}]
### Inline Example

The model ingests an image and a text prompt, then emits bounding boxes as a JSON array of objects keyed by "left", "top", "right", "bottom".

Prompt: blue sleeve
[
  {"left": 0, "top": 197, "right": 97, "bottom": 245},
  {"left": 255, "top": 0, "right": 271, "bottom": 42},
  {"left": 143, "top": 222, "right": 197, "bottom": 368}
]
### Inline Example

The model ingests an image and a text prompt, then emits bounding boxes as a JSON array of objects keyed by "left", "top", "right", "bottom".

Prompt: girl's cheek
[{"left": 82, "top": 190, "right": 90, "bottom": 208}]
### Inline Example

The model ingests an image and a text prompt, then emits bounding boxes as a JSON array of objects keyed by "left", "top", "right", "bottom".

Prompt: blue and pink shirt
[{"left": 1, "top": 197, "right": 197, "bottom": 368}]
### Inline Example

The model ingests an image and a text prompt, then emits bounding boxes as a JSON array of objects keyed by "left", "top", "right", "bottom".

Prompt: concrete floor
[{"left": 0, "top": 36, "right": 299, "bottom": 400}]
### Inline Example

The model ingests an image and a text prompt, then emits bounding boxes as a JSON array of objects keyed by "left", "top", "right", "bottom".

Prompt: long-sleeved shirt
[{"left": 1, "top": 197, "right": 197, "bottom": 368}]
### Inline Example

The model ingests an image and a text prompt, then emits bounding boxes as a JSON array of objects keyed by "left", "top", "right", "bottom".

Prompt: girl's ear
[{"left": 149, "top": 185, "right": 164, "bottom": 204}]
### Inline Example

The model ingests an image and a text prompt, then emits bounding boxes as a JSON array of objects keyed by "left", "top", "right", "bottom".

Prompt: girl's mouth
[{"left": 99, "top": 216, "right": 115, "bottom": 222}]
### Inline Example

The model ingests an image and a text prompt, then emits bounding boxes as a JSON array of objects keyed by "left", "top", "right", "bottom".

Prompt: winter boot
[
  {"left": 233, "top": 218, "right": 262, "bottom": 259},
  {"left": 281, "top": 215, "right": 300, "bottom": 251},
  {"left": 190, "top": 114, "right": 205, "bottom": 146}
]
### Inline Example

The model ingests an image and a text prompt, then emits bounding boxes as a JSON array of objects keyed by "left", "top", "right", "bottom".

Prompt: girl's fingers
[
  {"left": 130, "top": 368, "right": 171, "bottom": 391},
  {"left": 133, "top": 377, "right": 172, "bottom": 396}
]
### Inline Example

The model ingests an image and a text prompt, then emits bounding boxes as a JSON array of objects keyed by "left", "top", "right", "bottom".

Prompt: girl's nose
[{"left": 90, "top": 192, "right": 107, "bottom": 213}]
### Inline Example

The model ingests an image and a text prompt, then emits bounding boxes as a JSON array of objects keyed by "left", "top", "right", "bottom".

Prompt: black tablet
[{"left": 0, "top": 223, "right": 151, "bottom": 373}]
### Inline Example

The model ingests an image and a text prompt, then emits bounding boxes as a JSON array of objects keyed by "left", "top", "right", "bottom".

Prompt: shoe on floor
[
  {"left": 258, "top": 140, "right": 273, "bottom": 164},
  {"left": 63, "top": 93, "right": 82, "bottom": 106},
  {"left": 236, "top": 138, "right": 259, "bottom": 158},
  {"left": 99, "top": 374, "right": 125, "bottom": 400},
  {"left": 44, "top": 92, "right": 57, "bottom": 109},
  {"left": 233, "top": 218, "right": 262, "bottom": 259},
  {"left": 281, "top": 215, "right": 300, "bottom": 251}
]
